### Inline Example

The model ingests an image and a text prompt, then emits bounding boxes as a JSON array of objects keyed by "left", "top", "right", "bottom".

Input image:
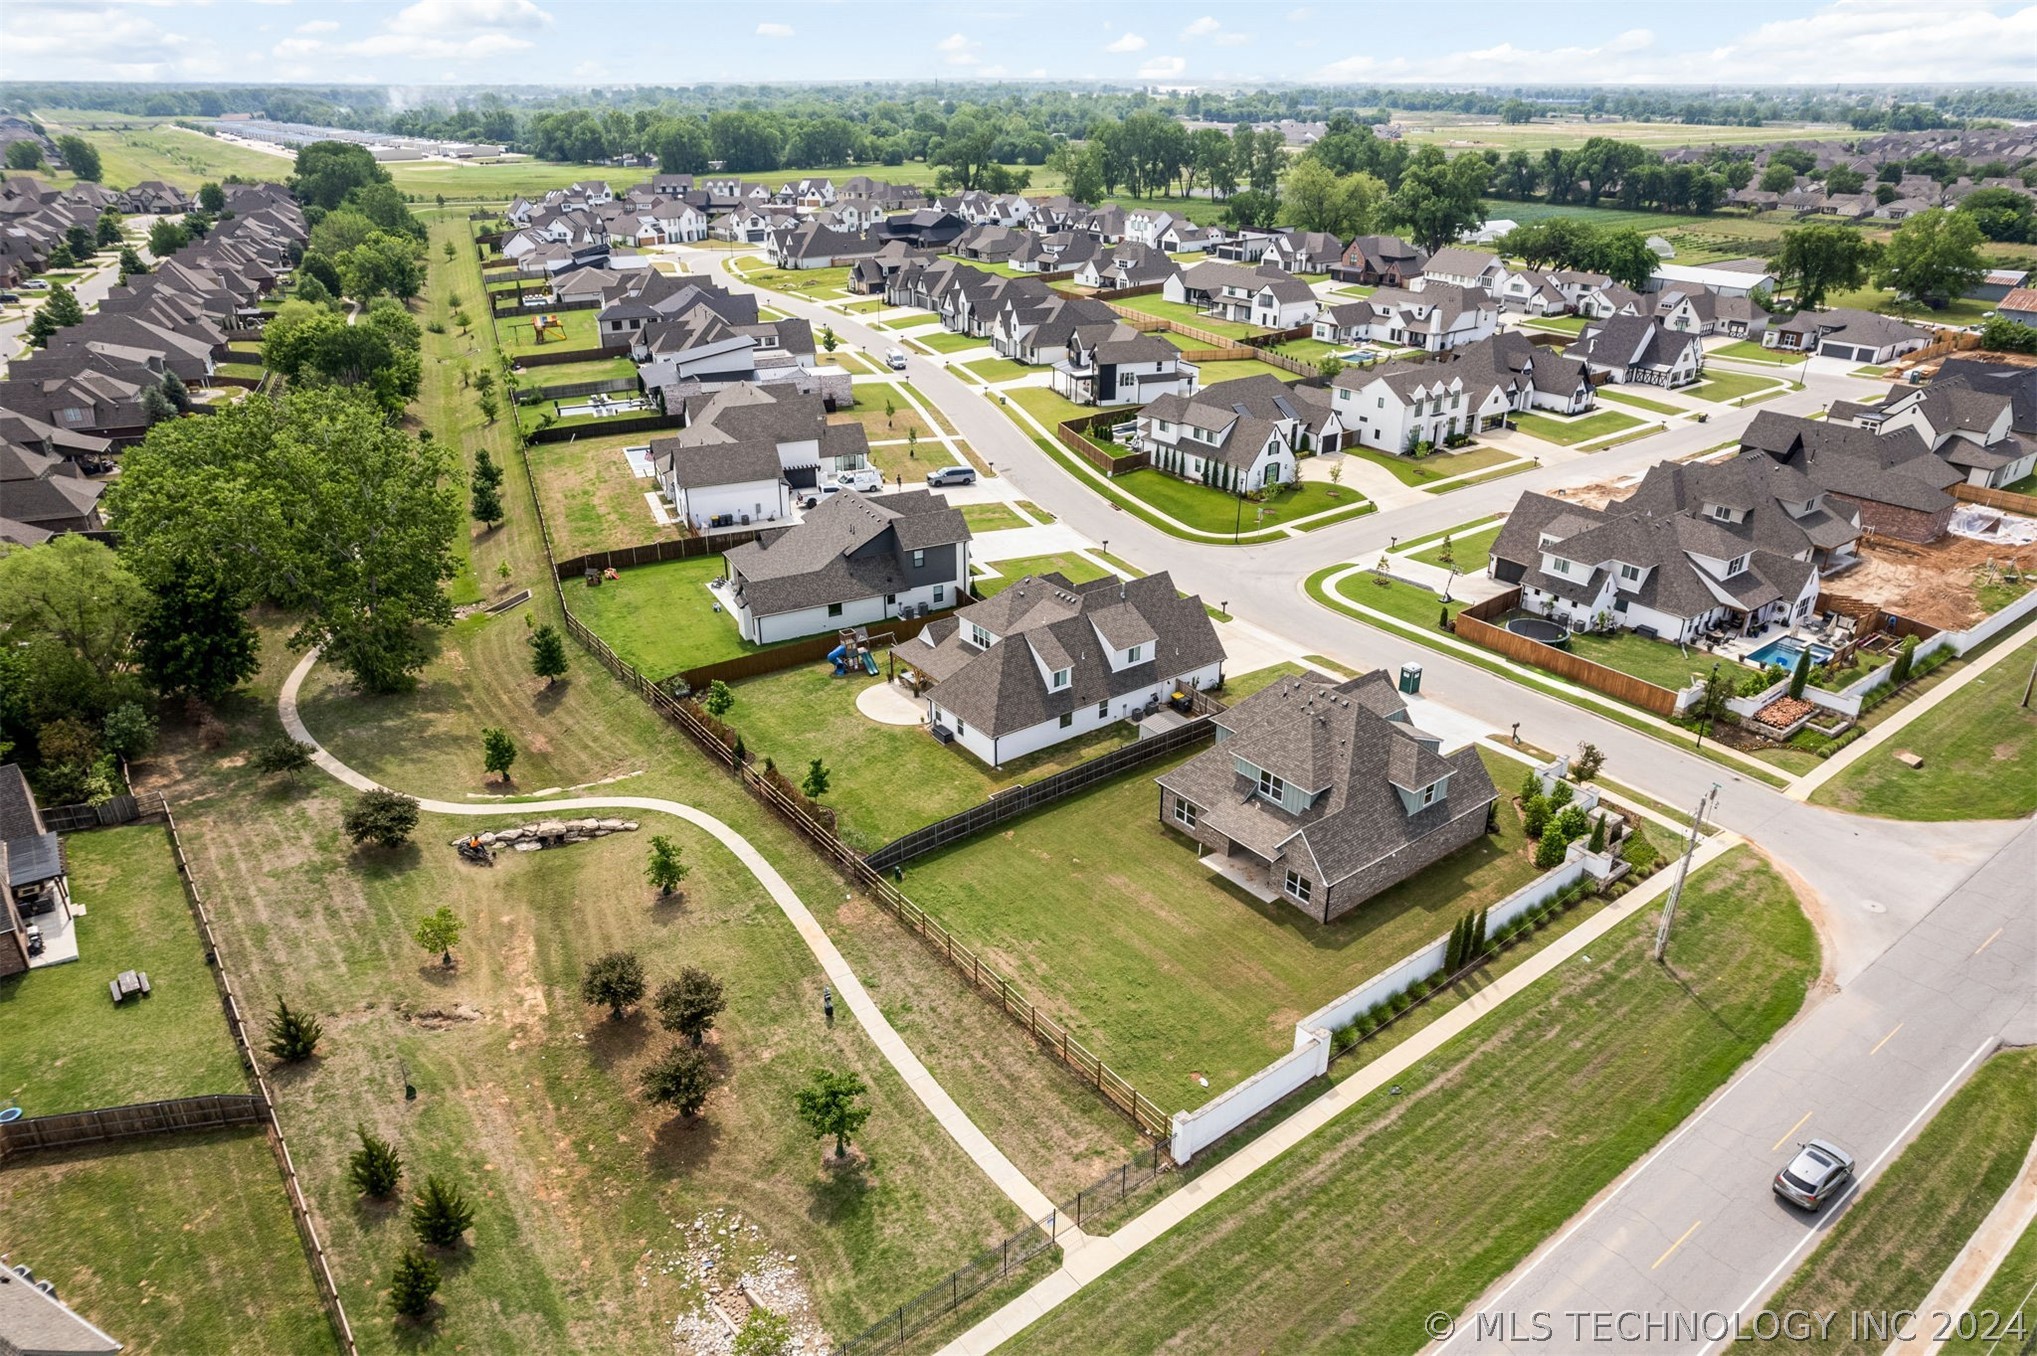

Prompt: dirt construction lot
[{"left": 1841, "top": 534, "right": 2035, "bottom": 631}]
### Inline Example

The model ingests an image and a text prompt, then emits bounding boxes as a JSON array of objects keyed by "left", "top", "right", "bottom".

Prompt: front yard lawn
[
  {"left": 963, "top": 356, "right": 1035, "bottom": 383},
  {"left": 1343, "top": 443, "right": 1524, "bottom": 488},
  {"left": 1115, "top": 295, "right": 1266, "bottom": 340},
  {"left": 730, "top": 263, "right": 854, "bottom": 295},
  {"left": 570, "top": 554, "right": 770, "bottom": 679},
  {"left": 1409, "top": 521, "right": 1506, "bottom": 571},
  {"left": 1714, "top": 339, "right": 1807, "bottom": 365},
  {"left": 1223, "top": 660, "right": 1313, "bottom": 700},
  {"left": 901, "top": 746, "right": 1545, "bottom": 1099},
  {"left": 1760, "top": 1048, "right": 2037, "bottom": 1356},
  {"left": 0, "top": 825, "right": 247, "bottom": 1116},
  {"left": 1596, "top": 388, "right": 1686, "bottom": 416},
  {"left": 975, "top": 552, "right": 1117, "bottom": 595},
  {"left": 832, "top": 396, "right": 947, "bottom": 447},
  {"left": 1686, "top": 369, "right": 1791, "bottom": 404},
  {"left": 1000, "top": 848, "right": 1817, "bottom": 1356},
  {"left": 1566, "top": 627, "right": 1732, "bottom": 692},
  {"left": 1811, "top": 636, "right": 2037, "bottom": 820},
  {"left": 723, "top": 664, "right": 1141, "bottom": 850},
  {"left": 525, "top": 431, "right": 678, "bottom": 560},
  {"left": 1005, "top": 385, "right": 1122, "bottom": 432},
  {"left": 1116, "top": 471, "right": 1369, "bottom": 535},
  {"left": 914, "top": 329, "right": 989, "bottom": 354},
  {"left": 1510, "top": 409, "right": 1645, "bottom": 446},
  {"left": 959, "top": 502, "right": 1029, "bottom": 533},
  {"left": 878, "top": 312, "right": 942, "bottom": 330}
]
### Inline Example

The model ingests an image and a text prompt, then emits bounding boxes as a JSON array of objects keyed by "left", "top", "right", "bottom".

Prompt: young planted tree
[
  {"left": 642, "top": 1045, "right": 717, "bottom": 1118},
  {"left": 820, "top": 325, "right": 838, "bottom": 353},
  {"left": 795, "top": 1068, "right": 872, "bottom": 1160},
  {"left": 253, "top": 735, "right": 317, "bottom": 780},
  {"left": 1520, "top": 793, "right": 1550, "bottom": 840},
  {"left": 1890, "top": 635, "right": 1918, "bottom": 685},
  {"left": 25, "top": 283, "right": 83, "bottom": 348},
  {"left": 481, "top": 727, "right": 516, "bottom": 782},
  {"left": 345, "top": 789, "right": 420, "bottom": 848},
  {"left": 413, "top": 907, "right": 463, "bottom": 969},
  {"left": 703, "top": 679, "right": 736, "bottom": 718},
  {"left": 266, "top": 997, "right": 323, "bottom": 1062},
  {"left": 410, "top": 1174, "right": 476, "bottom": 1250},
  {"left": 1572, "top": 741, "right": 1606, "bottom": 782},
  {"left": 581, "top": 950, "right": 647, "bottom": 1020},
  {"left": 655, "top": 966, "right": 726, "bottom": 1047},
  {"left": 645, "top": 834, "right": 689, "bottom": 899},
  {"left": 800, "top": 758, "right": 831, "bottom": 801},
  {"left": 1587, "top": 815, "right": 1608, "bottom": 854},
  {"left": 884, "top": 394, "right": 896, "bottom": 427},
  {"left": 390, "top": 1249, "right": 440, "bottom": 1321},
  {"left": 348, "top": 1125, "right": 404, "bottom": 1198},
  {"left": 1788, "top": 647, "right": 1811, "bottom": 700},
  {"left": 477, "top": 392, "right": 499, "bottom": 425},
  {"left": 471, "top": 475, "right": 503, "bottom": 529},
  {"left": 528, "top": 624, "right": 568, "bottom": 687}
]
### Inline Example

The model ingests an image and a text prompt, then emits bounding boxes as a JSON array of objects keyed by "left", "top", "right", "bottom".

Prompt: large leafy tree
[
  {"left": 0, "top": 534, "right": 147, "bottom": 724},
  {"left": 1386, "top": 147, "right": 1488, "bottom": 254},
  {"left": 24, "top": 282, "right": 83, "bottom": 348},
  {"left": 133, "top": 573, "right": 261, "bottom": 704},
  {"left": 54, "top": 134, "right": 100, "bottom": 182},
  {"left": 1876, "top": 209, "right": 1988, "bottom": 308},
  {"left": 648, "top": 116, "right": 711, "bottom": 175},
  {"left": 292, "top": 140, "right": 387, "bottom": 210},
  {"left": 1775, "top": 223, "right": 1880, "bottom": 309}
]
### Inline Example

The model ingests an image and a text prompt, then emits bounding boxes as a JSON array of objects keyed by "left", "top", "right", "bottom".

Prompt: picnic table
[{"left": 108, "top": 969, "right": 152, "bottom": 1005}]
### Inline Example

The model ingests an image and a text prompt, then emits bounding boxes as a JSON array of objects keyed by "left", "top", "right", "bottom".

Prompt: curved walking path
[{"left": 279, "top": 648, "right": 1071, "bottom": 1235}]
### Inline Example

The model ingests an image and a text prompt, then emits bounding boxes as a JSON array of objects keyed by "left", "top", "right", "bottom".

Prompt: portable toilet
[{"left": 1398, "top": 661, "right": 1423, "bottom": 695}]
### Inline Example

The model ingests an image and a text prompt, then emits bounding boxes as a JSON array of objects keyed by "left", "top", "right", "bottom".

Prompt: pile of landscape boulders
[{"left": 447, "top": 817, "right": 640, "bottom": 854}]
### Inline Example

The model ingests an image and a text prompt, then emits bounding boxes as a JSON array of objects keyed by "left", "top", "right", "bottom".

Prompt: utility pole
[{"left": 1654, "top": 783, "right": 1720, "bottom": 964}]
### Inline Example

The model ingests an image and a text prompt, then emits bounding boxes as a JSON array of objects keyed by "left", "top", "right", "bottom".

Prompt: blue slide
[{"left": 827, "top": 643, "right": 851, "bottom": 675}]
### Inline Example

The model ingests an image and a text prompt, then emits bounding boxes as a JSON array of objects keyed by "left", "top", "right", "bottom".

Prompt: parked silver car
[{"left": 1773, "top": 1139, "right": 1854, "bottom": 1210}]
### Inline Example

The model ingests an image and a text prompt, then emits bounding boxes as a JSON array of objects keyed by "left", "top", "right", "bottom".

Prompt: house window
[
  {"left": 912, "top": 549, "right": 926, "bottom": 568},
  {"left": 827, "top": 603, "right": 844, "bottom": 618},
  {"left": 1550, "top": 558, "right": 1571, "bottom": 575},
  {"left": 1727, "top": 555, "right": 1748, "bottom": 576},
  {"left": 1173, "top": 798, "right": 1199, "bottom": 829},
  {"left": 1420, "top": 783, "right": 1439, "bottom": 807},
  {"left": 1059, "top": 712, "right": 1074, "bottom": 728},
  {"left": 1126, "top": 645, "right": 1143, "bottom": 663},
  {"left": 1098, "top": 699, "right": 1109, "bottom": 718},
  {"left": 1051, "top": 668, "right": 1070, "bottom": 689},
  {"left": 1258, "top": 769, "right": 1286, "bottom": 801},
  {"left": 969, "top": 624, "right": 992, "bottom": 648},
  {"left": 1284, "top": 870, "right": 1312, "bottom": 905},
  {"left": 1618, "top": 563, "right": 1642, "bottom": 583},
  {"left": 934, "top": 585, "right": 946, "bottom": 604}
]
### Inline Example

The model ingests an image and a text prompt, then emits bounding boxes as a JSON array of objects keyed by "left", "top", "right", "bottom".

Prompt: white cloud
[
  {"left": 1105, "top": 32, "right": 1147, "bottom": 52},
  {"left": 1215, "top": 31, "right": 1253, "bottom": 46},
  {"left": 1182, "top": 16, "right": 1221, "bottom": 37},
  {"left": 937, "top": 32, "right": 982, "bottom": 65},
  {"left": 385, "top": 0, "right": 551, "bottom": 35},
  {"left": 273, "top": 36, "right": 323, "bottom": 57},
  {"left": 1138, "top": 54, "right": 1187, "bottom": 78},
  {"left": 295, "top": 18, "right": 337, "bottom": 32},
  {"left": 330, "top": 0, "right": 552, "bottom": 62},
  {"left": 755, "top": 21, "right": 793, "bottom": 38}
]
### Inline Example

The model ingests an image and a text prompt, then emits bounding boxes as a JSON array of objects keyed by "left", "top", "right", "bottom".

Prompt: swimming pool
[{"left": 1745, "top": 637, "right": 1835, "bottom": 669}]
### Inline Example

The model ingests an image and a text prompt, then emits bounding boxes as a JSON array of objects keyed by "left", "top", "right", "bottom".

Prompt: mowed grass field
[
  {"left": 1002, "top": 848, "right": 1818, "bottom": 1355},
  {"left": 523, "top": 431, "right": 678, "bottom": 561},
  {"left": 900, "top": 748, "right": 1548, "bottom": 1100}
]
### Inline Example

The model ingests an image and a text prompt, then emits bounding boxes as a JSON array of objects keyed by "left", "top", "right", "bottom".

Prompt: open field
[
  {"left": 728, "top": 259, "right": 855, "bottom": 297},
  {"left": 1002, "top": 848, "right": 1818, "bottom": 1355},
  {"left": 0, "top": 826, "right": 246, "bottom": 1116},
  {"left": 0, "top": 1130, "right": 340, "bottom": 1356},
  {"left": 1414, "top": 115, "right": 1851, "bottom": 153},
  {"left": 523, "top": 432, "right": 677, "bottom": 560},
  {"left": 901, "top": 747, "right": 1543, "bottom": 1099},
  {"left": 1511, "top": 408, "right": 1645, "bottom": 445},
  {"left": 514, "top": 355, "right": 638, "bottom": 387},
  {"left": 51, "top": 122, "right": 294, "bottom": 190},
  {"left": 1758, "top": 1047, "right": 2037, "bottom": 1356},
  {"left": 721, "top": 664, "right": 1142, "bottom": 851},
  {"left": 1811, "top": 635, "right": 2037, "bottom": 820}
]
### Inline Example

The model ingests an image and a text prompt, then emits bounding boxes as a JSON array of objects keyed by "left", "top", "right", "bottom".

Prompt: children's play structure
[
  {"left": 827, "top": 626, "right": 893, "bottom": 677},
  {"left": 531, "top": 312, "right": 568, "bottom": 344}
]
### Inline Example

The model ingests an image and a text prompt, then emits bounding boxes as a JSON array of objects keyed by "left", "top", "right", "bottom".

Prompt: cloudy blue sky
[{"left": 4, "top": 0, "right": 2035, "bottom": 87}]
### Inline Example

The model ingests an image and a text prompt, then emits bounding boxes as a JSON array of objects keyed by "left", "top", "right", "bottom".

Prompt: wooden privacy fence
[
  {"left": 527, "top": 412, "right": 681, "bottom": 443},
  {"left": 1814, "top": 591, "right": 1942, "bottom": 645},
  {"left": 676, "top": 608, "right": 953, "bottom": 690},
  {"left": 554, "top": 531, "right": 758, "bottom": 580},
  {"left": 1954, "top": 482, "right": 2037, "bottom": 516},
  {"left": 1054, "top": 406, "right": 1147, "bottom": 477},
  {"left": 508, "top": 342, "right": 633, "bottom": 369},
  {"left": 489, "top": 293, "right": 601, "bottom": 319},
  {"left": 0, "top": 1095, "right": 266, "bottom": 1156},
  {"left": 865, "top": 717, "right": 1216, "bottom": 871},
  {"left": 39, "top": 792, "right": 152, "bottom": 833},
  {"left": 1452, "top": 590, "right": 1683, "bottom": 716}
]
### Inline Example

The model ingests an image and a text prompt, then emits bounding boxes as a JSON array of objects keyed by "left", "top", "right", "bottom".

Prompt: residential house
[
  {"left": 1824, "top": 370, "right": 2037, "bottom": 493},
  {"left": 910, "top": 572, "right": 1225, "bottom": 767},
  {"left": 1739, "top": 411, "right": 1963, "bottom": 543},
  {"left": 1329, "top": 234, "right": 1427, "bottom": 287},
  {"left": 1312, "top": 283, "right": 1497, "bottom": 354},
  {"left": 1, "top": 763, "right": 72, "bottom": 977},
  {"left": 1072, "top": 242, "right": 1182, "bottom": 292},
  {"left": 722, "top": 489, "right": 970, "bottom": 644},
  {"left": 1164, "top": 261, "right": 1318, "bottom": 329},
  {"left": 1262, "top": 230, "right": 1344, "bottom": 276},
  {"left": 650, "top": 384, "right": 870, "bottom": 532},
  {"left": 767, "top": 221, "right": 880, "bottom": 271},
  {"left": 1329, "top": 331, "right": 1594, "bottom": 453},
  {"left": 873, "top": 208, "right": 965, "bottom": 251},
  {"left": 1566, "top": 316, "right": 1705, "bottom": 388},
  {"left": 1156, "top": 669, "right": 1498, "bottom": 923},
  {"left": 1135, "top": 374, "right": 1339, "bottom": 490},
  {"left": 1647, "top": 285, "right": 1769, "bottom": 340},
  {"left": 1051, "top": 325, "right": 1197, "bottom": 408},
  {"left": 1414, "top": 247, "right": 1506, "bottom": 296},
  {"left": 1764, "top": 309, "right": 1929, "bottom": 364}
]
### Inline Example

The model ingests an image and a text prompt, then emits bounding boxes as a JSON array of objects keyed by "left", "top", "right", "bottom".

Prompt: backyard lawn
[
  {"left": 975, "top": 552, "right": 1117, "bottom": 595},
  {"left": 0, "top": 826, "right": 247, "bottom": 1116},
  {"left": 1510, "top": 408, "right": 1645, "bottom": 446},
  {"left": 1002, "top": 849, "right": 1818, "bottom": 1356},
  {"left": 496, "top": 305, "right": 603, "bottom": 356},
  {"left": 525, "top": 432, "right": 677, "bottom": 560},
  {"left": 1343, "top": 443, "right": 1524, "bottom": 488},
  {"left": 914, "top": 329, "right": 990, "bottom": 354},
  {"left": 1115, "top": 295, "right": 1265, "bottom": 340},
  {"left": 959, "top": 502, "right": 1029, "bottom": 533},
  {"left": 1410, "top": 521, "right": 1506, "bottom": 571},
  {"left": 722, "top": 665, "right": 1141, "bottom": 850},
  {"left": 900, "top": 747, "right": 1544, "bottom": 1099},
  {"left": 1191, "top": 358, "right": 1305, "bottom": 386},
  {"left": 567, "top": 555, "right": 765, "bottom": 679},
  {"left": 1811, "top": 636, "right": 2037, "bottom": 820},
  {"left": 1518, "top": 314, "right": 1589, "bottom": 334},
  {"left": 1713, "top": 339, "right": 1807, "bottom": 365},
  {"left": 0, "top": 1131, "right": 341, "bottom": 1356},
  {"left": 1268, "top": 337, "right": 1344, "bottom": 364},
  {"left": 1686, "top": 369, "right": 1792, "bottom": 404},
  {"left": 514, "top": 354, "right": 638, "bottom": 387},
  {"left": 1566, "top": 628, "right": 1734, "bottom": 692},
  {"left": 1758, "top": 1048, "right": 2037, "bottom": 1356},
  {"left": 1005, "top": 385, "right": 1128, "bottom": 433}
]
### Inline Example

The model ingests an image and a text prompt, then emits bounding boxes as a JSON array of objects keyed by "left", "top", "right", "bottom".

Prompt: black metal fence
[
  {"left": 865, "top": 715, "right": 1217, "bottom": 872},
  {"left": 514, "top": 375, "right": 641, "bottom": 405}
]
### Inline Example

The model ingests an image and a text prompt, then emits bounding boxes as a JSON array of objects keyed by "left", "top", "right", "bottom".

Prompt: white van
[
  {"left": 834, "top": 467, "right": 884, "bottom": 493},
  {"left": 885, "top": 348, "right": 908, "bottom": 370}
]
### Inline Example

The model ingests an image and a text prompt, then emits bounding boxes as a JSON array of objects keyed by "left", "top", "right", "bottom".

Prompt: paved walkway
[
  {"left": 938, "top": 833, "right": 1739, "bottom": 1354},
  {"left": 1887, "top": 1130, "right": 2037, "bottom": 1356},
  {"left": 277, "top": 648, "right": 1071, "bottom": 1235}
]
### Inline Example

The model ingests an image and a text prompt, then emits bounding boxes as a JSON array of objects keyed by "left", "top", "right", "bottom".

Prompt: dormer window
[
  {"left": 1550, "top": 558, "right": 1572, "bottom": 576},
  {"left": 1709, "top": 504, "right": 1734, "bottom": 522},
  {"left": 1618, "top": 563, "right": 1642, "bottom": 583},
  {"left": 1051, "top": 667, "right": 1070, "bottom": 689},
  {"left": 1420, "top": 782, "right": 1439, "bottom": 807},
  {"left": 1258, "top": 769, "right": 1286, "bottom": 801},
  {"left": 1727, "top": 555, "right": 1749, "bottom": 576},
  {"left": 968, "top": 623, "right": 992, "bottom": 649},
  {"left": 1126, "top": 644, "right": 1143, "bottom": 663}
]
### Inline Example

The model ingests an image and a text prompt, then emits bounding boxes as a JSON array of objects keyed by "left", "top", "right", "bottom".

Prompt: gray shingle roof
[{"left": 724, "top": 489, "right": 967, "bottom": 618}]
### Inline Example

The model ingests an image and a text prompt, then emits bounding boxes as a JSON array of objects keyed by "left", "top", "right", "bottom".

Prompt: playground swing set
[
  {"left": 530, "top": 312, "right": 569, "bottom": 344},
  {"left": 827, "top": 625, "right": 902, "bottom": 679}
]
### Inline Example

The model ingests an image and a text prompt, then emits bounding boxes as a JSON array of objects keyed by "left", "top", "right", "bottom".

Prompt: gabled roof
[{"left": 724, "top": 490, "right": 968, "bottom": 619}]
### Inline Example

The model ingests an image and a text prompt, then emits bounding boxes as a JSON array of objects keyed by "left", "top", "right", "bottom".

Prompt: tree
[
  {"left": 642, "top": 1046, "right": 716, "bottom": 1118},
  {"left": 1521, "top": 794, "right": 1551, "bottom": 839},
  {"left": 646, "top": 834, "right": 689, "bottom": 898},
  {"left": 1788, "top": 647, "right": 1811, "bottom": 700},
  {"left": 1573, "top": 742, "right": 1606, "bottom": 782},
  {"left": 800, "top": 758, "right": 831, "bottom": 800},
  {"left": 345, "top": 789, "right": 419, "bottom": 849},
  {"left": 101, "top": 702, "right": 156, "bottom": 761},
  {"left": 141, "top": 382, "right": 177, "bottom": 425},
  {"left": 413, "top": 907, "right": 462, "bottom": 971},
  {"left": 1956, "top": 187, "right": 2037, "bottom": 244},
  {"left": 117, "top": 244, "right": 148, "bottom": 279},
  {"left": 134, "top": 574, "right": 260, "bottom": 704},
  {"left": 389, "top": 1250, "right": 440, "bottom": 1321},
  {"left": 25, "top": 283, "right": 83, "bottom": 347},
  {"left": 481, "top": 727, "right": 516, "bottom": 782},
  {"left": 581, "top": 950, "right": 647, "bottom": 1020},
  {"left": 147, "top": 218, "right": 190, "bottom": 258},
  {"left": 65, "top": 223, "right": 97, "bottom": 261},
  {"left": 1877, "top": 209, "right": 1987, "bottom": 308},
  {"left": 1317, "top": 354, "right": 1345, "bottom": 381},
  {"left": 703, "top": 679, "right": 736, "bottom": 718},
  {"left": 45, "top": 241, "right": 76, "bottom": 270},
  {"left": 1979, "top": 315, "right": 2037, "bottom": 356},
  {"left": 0, "top": 533, "right": 147, "bottom": 719},
  {"left": 1587, "top": 815, "right": 1608, "bottom": 854},
  {"left": 54, "top": 134, "right": 100, "bottom": 182},
  {"left": 795, "top": 1068, "right": 872, "bottom": 1160},
  {"left": 410, "top": 1175, "right": 475, "bottom": 1250},
  {"left": 266, "top": 997, "right": 323, "bottom": 1062},
  {"left": 1223, "top": 189, "right": 1280, "bottom": 231},
  {"left": 4, "top": 139, "right": 42, "bottom": 170},
  {"left": 528, "top": 624, "right": 568, "bottom": 687},
  {"left": 198, "top": 181, "right": 227, "bottom": 213},
  {"left": 1890, "top": 635, "right": 1918, "bottom": 685},
  {"left": 253, "top": 735, "right": 317, "bottom": 779},
  {"left": 1534, "top": 830, "right": 1569, "bottom": 869},
  {"left": 820, "top": 325, "right": 837, "bottom": 353},
  {"left": 348, "top": 1125, "right": 404, "bottom": 1198},
  {"left": 477, "top": 392, "right": 499, "bottom": 425},
  {"left": 1387, "top": 147, "right": 1488, "bottom": 254},
  {"left": 650, "top": 116, "right": 711, "bottom": 176},
  {"left": 1759, "top": 163, "right": 1800, "bottom": 195},
  {"left": 1776, "top": 223, "right": 1879, "bottom": 309},
  {"left": 1584, "top": 229, "right": 1660, "bottom": 292},
  {"left": 732, "top": 1309, "right": 793, "bottom": 1356},
  {"left": 293, "top": 140, "right": 387, "bottom": 210},
  {"left": 471, "top": 475, "right": 503, "bottom": 529},
  {"left": 655, "top": 967, "right": 726, "bottom": 1048}
]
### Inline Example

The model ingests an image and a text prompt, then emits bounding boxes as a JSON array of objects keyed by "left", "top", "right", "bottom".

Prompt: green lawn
[
  {"left": 730, "top": 262, "right": 855, "bottom": 296},
  {"left": 1005, "top": 385, "right": 1124, "bottom": 432},
  {"left": 723, "top": 664, "right": 1140, "bottom": 851},
  {"left": 1511, "top": 408, "right": 1645, "bottom": 446},
  {"left": 1002, "top": 848, "right": 1819, "bottom": 1356},
  {"left": 1566, "top": 629, "right": 1736, "bottom": 692},
  {"left": 523, "top": 431, "right": 677, "bottom": 561},
  {"left": 975, "top": 552, "right": 1116, "bottom": 595},
  {"left": 1191, "top": 358, "right": 1306, "bottom": 385},
  {"left": 1759, "top": 1048, "right": 2037, "bottom": 1356},
  {"left": 1223, "top": 661, "right": 1314, "bottom": 700},
  {"left": 1410, "top": 522, "right": 1506, "bottom": 571},
  {"left": 1518, "top": 314, "right": 1589, "bottom": 334},
  {"left": 515, "top": 355, "right": 638, "bottom": 387},
  {"left": 1714, "top": 338, "right": 1808, "bottom": 365},
  {"left": 1823, "top": 285, "right": 2000, "bottom": 326},
  {"left": 1687, "top": 369, "right": 1792, "bottom": 404},
  {"left": 903, "top": 747, "right": 1543, "bottom": 1100},
  {"left": 567, "top": 555, "right": 769, "bottom": 679},
  {"left": 497, "top": 306, "right": 603, "bottom": 356},
  {"left": 1115, "top": 295, "right": 1266, "bottom": 340},
  {"left": 0, "top": 826, "right": 247, "bottom": 1116},
  {"left": 963, "top": 356, "right": 1035, "bottom": 383},
  {"left": 1331, "top": 569, "right": 1455, "bottom": 628},
  {"left": 1811, "top": 636, "right": 2037, "bottom": 820},
  {"left": 0, "top": 1131, "right": 340, "bottom": 1356},
  {"left": 1013, "top": 500, "right": 1055, "bottom": 523},
  {"left": 842, "top": 299, "right": 890, "bottom": 314},
  {"left": 1596, "top": 388, "right": 1686, "bottom": 416},
  {"left": 914, "top": 329, "right": 989, "bottom": 354},
  {"left": 959, "top": 502, "right": 1029, "bottom": 533},
  {"left": 1943, "top": 1218, "right": 2037, "bottom": 1355},
  {"left": 878, "top": 313, "right": 942, "bottom": 330},
  {"left": 1115, "top": 471, "right": 1369, "bottom": 535},
  {"left": 1344, "top": 443, "right": 1524, "bottom": 488},
  {"left": 1269, "top": 337, "right": 1344, "bottom": 364}
]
